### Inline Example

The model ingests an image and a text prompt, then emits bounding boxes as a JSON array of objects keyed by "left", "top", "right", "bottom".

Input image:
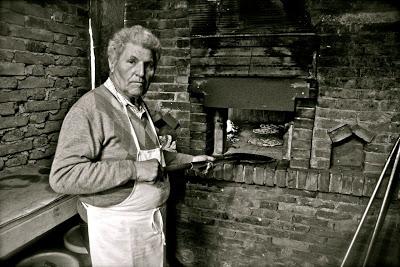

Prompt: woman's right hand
[{"left": 134, "top": 159, "right": 162, "bottom": 183}]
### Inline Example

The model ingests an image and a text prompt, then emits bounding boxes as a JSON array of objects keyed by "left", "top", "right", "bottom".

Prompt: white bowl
[
  {"left": 16, "top": 251, "right": 80, "bottom": 267},
  {"left": 64, "top": 225, "right": 88, "bottom": 254}
]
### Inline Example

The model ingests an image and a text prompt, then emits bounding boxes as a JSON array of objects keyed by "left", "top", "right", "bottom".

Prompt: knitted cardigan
[{"left": 49, "top": 84, "right": 193, "bottom": 221}]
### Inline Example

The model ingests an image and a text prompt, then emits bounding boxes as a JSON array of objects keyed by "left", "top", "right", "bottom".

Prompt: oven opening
[{"left": 214, "top": 108, "right": 294, "bottom": 160}]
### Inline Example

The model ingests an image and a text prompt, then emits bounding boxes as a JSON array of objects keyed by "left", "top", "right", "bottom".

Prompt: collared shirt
[{"left": 104, "top": 78, "right": 146, "bottom": 119}]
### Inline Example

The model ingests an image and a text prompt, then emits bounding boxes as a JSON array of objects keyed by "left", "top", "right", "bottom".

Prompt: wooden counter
[{"left": 0, "top": 166, "right": 78, "bottom": 258}]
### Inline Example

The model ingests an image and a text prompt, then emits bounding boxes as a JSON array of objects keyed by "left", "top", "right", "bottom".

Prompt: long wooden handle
[{"left": 164, "top": 153, "right": 274, "bottom": 172}]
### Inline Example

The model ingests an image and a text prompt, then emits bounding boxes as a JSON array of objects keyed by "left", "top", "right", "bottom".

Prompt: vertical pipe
[
  {"left": 340, "top": 137, "right": 400, "bottom": 267},
  {"left": 362, "top": 142, "right": 400, "bottom": 267},
  {"left": 89, "top": 17, "right": 96, "bottom": 90}
]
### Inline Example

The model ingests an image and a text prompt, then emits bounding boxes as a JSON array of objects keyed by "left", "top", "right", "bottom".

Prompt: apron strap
[{"left": 151, "top": 208, "right": 166, "bottom": 246}]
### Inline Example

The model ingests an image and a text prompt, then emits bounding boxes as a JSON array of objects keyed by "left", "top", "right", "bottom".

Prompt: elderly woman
[{"left": 50, "top": 25, "right": 213, "bottom": 267}]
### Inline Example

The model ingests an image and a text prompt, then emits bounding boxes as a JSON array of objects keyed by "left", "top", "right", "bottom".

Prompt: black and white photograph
[{"left": 0, "top": 0, "right": 399, "bottom": 266}]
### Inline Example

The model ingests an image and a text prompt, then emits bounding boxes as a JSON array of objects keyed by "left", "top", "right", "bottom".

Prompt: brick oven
[{"left": 188, "top": 0, "right": 319, "bottom": 167}]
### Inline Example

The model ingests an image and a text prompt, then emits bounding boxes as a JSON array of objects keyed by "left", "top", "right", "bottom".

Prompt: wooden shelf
[{"left": 0, "top": 167, "right": 78, "bottom": 259}]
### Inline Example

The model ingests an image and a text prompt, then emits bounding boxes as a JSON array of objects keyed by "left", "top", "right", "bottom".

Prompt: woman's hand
[{"left": 191, "top": 155, "right": 215, "bottom": 163}]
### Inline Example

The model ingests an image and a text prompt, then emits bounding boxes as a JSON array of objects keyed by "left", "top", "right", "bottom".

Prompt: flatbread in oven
[
  {"left": 248, "top": 136, "right": 283, "bottom": 147},
  {"left": 252, "top": 124, "right": 281, "bottom": 135}
]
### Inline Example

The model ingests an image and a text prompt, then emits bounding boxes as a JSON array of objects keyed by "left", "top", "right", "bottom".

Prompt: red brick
[
  {"left": 363, "top": 175, "right": 378, "bottom": 197},
  {"left": 191, "top": 113, "right": 207, "bottom": 123},
  {"left": 55, "top": 55, "right": 73, "bottom": 66},
  {"left": 9, "top": 24, "right": 54, "bottom": 42},
  {"left": 33, "top": 136, "right": 48, "bottom": 148},
  {"left": 329, "top": 171, "right": 342, "bottom": 193},
  {"left": 0, "top": 139, "right": 32, "bottom": 156},
  {"left": 292, "top": 128, "right": 313, "bottom": 140},
  {"left": 26, "top": 88, "right": 47, "bottom": 100},
  {"left": 2, "top": 128, "right": 24, "bottom": 142},
  {"left": 297, "top": 169, "right": 307, "bottom": 189},
  {"left": 293, "top": 118, "right": 314, "bottom": 130},
  {"left": 316, "top": 209, "right": 352, "bottom": 221},
  {"left": 0, "top": 62, "right": 25, "bottom": 75},
  {"left": 0, "top": 90, "right": 27, "bottom": 103},
  {"left": 0, "top": 8, "right": 25, "bottom": 26},
  {"left": 318, "top": 171, "right": 330, "bottom": 192},
  {"left": 317, "top": 107, "right": 357, "bottom": 121},
  {"left": 5, "top": 154, "right": 28, "bottom": 167},
  {"left": 340, "top": 172, "right": 353, "bottom": 195},
  {"left": 314, "top": 149, "right": 331, "bottom": 158},
  {"left": 223, "top": 163, "right": 234, "bottom": 181},
  {"left": 0, "top": 36, "right": 25, "bottom": 50},
  {"left": 0, "top": 102, "right": 15, "bottom": 115},
  {"left": 46, "top": 66, "right": 79, "bottom": 77},
  {"left": 146, "top": 92, "right": 176, "bottom": 101},
  {"left": 305, "top": 170, "right": 318, "bottom": 191},
  {"left": 314, "top": 117, "right": 341, "bottom": 130},
  {"left": 190, "top": 103, "right": 204, "bottom": 113},
  {"left": 286, "top": 169, "right": 297, "bottom": 188},
  {"left": 26, "top": 41, "right": 47, "bottom": 53},
  {"left": 49, "top": 20, "right": 80, "bottom": 36},
  {"left": 0, "top": 77, "right": 17, "bottom": 88},
  {"left": 265, "top": 167, "right": 275, "bottom": 187},
  {"left": 30, "top": 112, "right": 49, "bottom": 123},
  {"left": 291, "top": 139, "right": 311, "bottom": 150},
  {"left": 190, "top": 131, "right": 207, "bottom": 141},
  {"left": 25, "top": 65, "right": 45, "bottom": 76},
  {"left": 363, "top": 162, "right": 383, "bottom": 174},
  {"left": 29, "top": 147, "right": 55, "bottom": 159},
  {"left": 290, "top": 158, "right": 309, "bottom": 169},
  {"left": 351, "top": 173, "right": 365, "bottom": 196},
  {"left": 291, "top": 148, "right": 311, "bottom": 159},
  {"left": 48, "top": 109, "right": 67, "bottom": 121},
  {"left": 0, "top": 116, "right": 29, "bottom": 130},
  {"left": 54, "top": 33, "right": 67, "bottom": 44},
  {"left": 189, "top": 139, "right": 206, "bottom": 150},
  {"left": 47, "top": 43, "right": 80, "bottom": 56},
  {"left": 213, "top": 164, "right": 224, "bottom": 180},
  {"left": 0, "top": 49, "right": 14, "bottom": 61},
  {"left": 15, "top": 51, "right": 55, "bottom": 65},
  {"left": 190, "top": 122, "right": 207, "bottom": 132},
  {"left": 18, "top": 77, "right": 54, "bottom": 88},
  {"left": 275, "top": 169, "right": 286, "bottom": 187},
  {"left": 233, "top": 164, "right": 244, "bottom": 183},
  {"left": 253, "top": 166, "right": 265, "bottom": 185},
  {"left": 365, "top": 151, "right": 389, "bottom": 165},
  {"left": 244, "top": 165, "right": 254, "bottom": 184},
  {"left": 161, "top": 101, "right": 190, "bottom": 111},
  {"left": 175, "top": 92, "right": 189, "bottom": 102},
  {"left": 310, "top": 158, "right": 330, "bottom": 169},
  {"left": 42, "top": 120, "right": 62, "bottom": 133},
  {"left": 25, "top": 100, "right": 59, "bottom": 112}
]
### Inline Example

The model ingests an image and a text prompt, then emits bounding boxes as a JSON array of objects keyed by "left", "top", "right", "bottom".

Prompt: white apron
[{"left": 83, "top": 85, "right": 169, "bottom": 267}]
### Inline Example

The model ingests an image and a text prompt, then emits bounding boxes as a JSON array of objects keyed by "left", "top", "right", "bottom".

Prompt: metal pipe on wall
[{"left": 340, "top": 137, "right": 400, "bottom": 267}]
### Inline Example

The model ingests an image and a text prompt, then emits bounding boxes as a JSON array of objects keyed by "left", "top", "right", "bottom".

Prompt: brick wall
[
  {"left": 307, "top": 0, "right": 400, "bottom": 173},
  {"left": 125, "top": 0, "right": 192, "bottom": 153},
  {"left": 168, "top": 178, "right": 400, "bottom": 266},
  {"left": 1, "top": 0, "right": 396, "bottom": 264},
  {"left": 0, "top": 0, "right": 90, "bottom": 171}
]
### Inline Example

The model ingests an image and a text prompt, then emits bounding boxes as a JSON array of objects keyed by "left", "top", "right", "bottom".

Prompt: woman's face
[{"left": 109, "top": 43, "right": 155, "bottom": 100}]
